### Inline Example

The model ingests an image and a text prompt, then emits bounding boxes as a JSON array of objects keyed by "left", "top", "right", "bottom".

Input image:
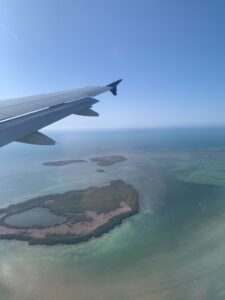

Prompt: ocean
[{"left": 1, "top": 128, "right": 225, "bottom": 299}]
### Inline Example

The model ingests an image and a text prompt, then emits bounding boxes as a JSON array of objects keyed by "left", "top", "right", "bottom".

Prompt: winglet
[{"left": 107, "top": 79, "right": 122, "bottom": 96}]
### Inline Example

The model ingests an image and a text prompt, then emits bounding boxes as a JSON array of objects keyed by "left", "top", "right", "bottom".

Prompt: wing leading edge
[{"left": 0, "top": 80, "right": 122, "bottom": 147}]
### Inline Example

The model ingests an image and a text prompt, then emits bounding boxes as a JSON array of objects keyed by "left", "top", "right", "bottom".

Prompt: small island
[
  {"left": 0, "top": 180, "right": 138, "bottom": 245},
  {"left": 42, "top": 155, "right": 127, "bottom": 167},
  {"left": 90, "top": 155, "right": 127, "bottom": 166},
  {"left": 43, "top": 159, "right": 87, "bottom": 166}
]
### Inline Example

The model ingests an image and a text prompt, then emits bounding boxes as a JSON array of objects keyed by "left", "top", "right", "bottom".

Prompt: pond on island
[{"left": 4, "top": 207, "right": 66, "bottom": 228}]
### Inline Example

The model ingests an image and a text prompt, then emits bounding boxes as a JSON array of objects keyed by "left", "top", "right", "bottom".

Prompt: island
[
  {"left": 0, "top": 180, "right": 138, "bottom": 245},
  {"left": 42, "top": 155, "right": 127, "bottom": 167},
  {"left": 90, "top": 155, "right": 127, "bottom": 166},
  {"left": 43, "top": 159, "right": 87, "bottom": 166}
]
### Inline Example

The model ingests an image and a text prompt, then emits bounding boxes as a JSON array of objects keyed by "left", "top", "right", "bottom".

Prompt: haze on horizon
[{"left": 0, "top": 0, "right": 225, "bottom": 130}]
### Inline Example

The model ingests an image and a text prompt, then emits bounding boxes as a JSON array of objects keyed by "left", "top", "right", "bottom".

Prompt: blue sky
[{"left": 0, "top": 0, "right": 225, "bottom": 129}]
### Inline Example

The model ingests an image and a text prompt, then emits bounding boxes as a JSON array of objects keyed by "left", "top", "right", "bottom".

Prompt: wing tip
[{"left": 107, "top": 79, "right": 123, "bottom": 96}]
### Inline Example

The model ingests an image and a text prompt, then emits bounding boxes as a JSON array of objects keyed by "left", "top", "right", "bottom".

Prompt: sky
[{"left": 0, "top": 0, "right": 225, "bottom": 129}]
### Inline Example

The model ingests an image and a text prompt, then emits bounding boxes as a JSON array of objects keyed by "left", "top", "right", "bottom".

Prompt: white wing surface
[{"left": 0, "top": 80, "right": 122, "bottom": 147}]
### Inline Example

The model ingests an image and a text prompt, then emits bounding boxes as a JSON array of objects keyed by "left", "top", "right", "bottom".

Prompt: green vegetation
[
  {"left": 90, "top": 155, "right": 127, "bottom": 166},
  {"left": 43, "top": 159, "right": 87, "bottom": 166}
]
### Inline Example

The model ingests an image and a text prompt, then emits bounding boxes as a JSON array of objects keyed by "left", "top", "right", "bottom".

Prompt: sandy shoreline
[{"left": 0, "top": 201, "right": 132, "bottom": 239}]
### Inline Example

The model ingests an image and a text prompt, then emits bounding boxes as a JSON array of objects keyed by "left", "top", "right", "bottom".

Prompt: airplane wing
[{"left": 0, "top": 79, "right": 122, "bottom": 147}]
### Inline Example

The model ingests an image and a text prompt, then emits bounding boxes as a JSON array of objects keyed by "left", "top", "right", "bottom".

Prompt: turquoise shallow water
[{"left": 1, "top": 128, "right": 225, "bottom": 299}]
